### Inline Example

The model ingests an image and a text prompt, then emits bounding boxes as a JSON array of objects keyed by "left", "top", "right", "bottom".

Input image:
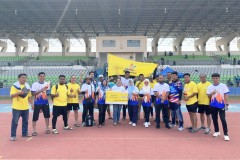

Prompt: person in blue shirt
[
  {"left": 96, "top": 79, "right": 109, "bottom": 128},
  {"left": 168, "top": 71, "right": 184, "bottom": 131},
  {"left": 127, "top": 79, "right": 139, "bottom": 127},
  {"left": 139, "top": 79, "right": 152, "bottom": 128},
  {"left": 154, "top": 75, "right": 171, "bottom": 129}
]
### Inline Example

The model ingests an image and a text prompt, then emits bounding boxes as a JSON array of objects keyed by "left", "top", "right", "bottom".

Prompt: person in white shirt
[
  {"left": 31, "top": 72, "right": 50, "bottom": 136},
  {"left": 111, "top": 78, "right": 125, "bottom": 126},
  {"left": 154, "top": 75, "right": 171, "bottom": 129},
  {"left": 207, "top": 73, "right": 230, "bottom": 141},
  {"left": 81, "top": 76, "right": 95, "bottom": 127},
  {"left": 119, "top": 71, "right": 131, "bottom": 120}
]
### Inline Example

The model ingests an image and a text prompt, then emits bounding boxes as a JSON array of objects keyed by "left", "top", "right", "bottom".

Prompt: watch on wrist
[{"left": 226, "top": 104, "right": 229, "bottom": 106}]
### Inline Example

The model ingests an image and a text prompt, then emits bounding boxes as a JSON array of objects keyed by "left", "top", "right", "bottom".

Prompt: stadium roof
[{"left": 0, "top": 0, "right": 240, "bottom": 39}]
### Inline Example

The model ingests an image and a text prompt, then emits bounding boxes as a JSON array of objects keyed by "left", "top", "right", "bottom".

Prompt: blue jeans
[
  {"left": 11, "top": 109, "right": 29, "bottom": 137},
  {"left": 169, "top": 102, "right": 184, "bottom": 127},
  {"left": 113, "top": 104, "right": 122, "bottom": 123}
]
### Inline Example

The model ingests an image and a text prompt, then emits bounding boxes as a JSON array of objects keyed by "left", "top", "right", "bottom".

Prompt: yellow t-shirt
[
  {"left": 150, "top": 81, "right": 157, "bottom": 89},
  {"left": 136, "top": 81, "right": 144, "bottom": 90},
  {"left": 67, "top": 83, "right": 80, "bottom": 104},
  {"left": 153, "top": 79, "right": 158, "bottom": 84},
  {"left": 51, "top": 84, "right": 68, "bottom": 106},
  {"left": 197, "top": 81, "right": 212, "bottom": 105},
  {"left": 184, "top": 81, "right": 198, "bottom": 105},
  {"left": 10, "top": 85, "right": 31, "bottom": 110}
]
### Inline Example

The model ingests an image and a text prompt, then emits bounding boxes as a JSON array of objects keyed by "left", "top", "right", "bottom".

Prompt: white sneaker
[
  {"left": 178, "top": 127, "right": 184, "bottom": 131},
  {"left": 113, "top": 122, "right": 117, "bottom": 126},
  {"left": 144, "top": 122, "right": 149, "bottom": 128},
  {"left": 224, "top": 135, "right": 230, "bottom": 141},
  {"left": 132, "top": 123, "right": 136, "bottom": 127},
  {"left": 213, "top": 132, "right": 221, "bottom": 137},
  {"left": 148, "top": 122, "right": 151, "bottom": 126},
  {"left": 169, "top": 123, "right": 176, "bottom": 127},
  {"left": 10, "top": 137, "right": 16, "bottom": 141},
  {"left": 129, "top": 121, "right": 133, "bottom": 125}
]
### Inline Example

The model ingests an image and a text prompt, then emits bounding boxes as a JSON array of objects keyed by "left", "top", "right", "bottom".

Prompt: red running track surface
[{"left": 0, "top": 112, "right": 239, "bottom": 160}]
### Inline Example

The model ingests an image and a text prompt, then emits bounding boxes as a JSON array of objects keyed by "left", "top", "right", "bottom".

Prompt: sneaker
[
  {"left": 224, "top": 135, "right": 230, "bottom": 141},
  {"left": 10, "top": 137, "right": 16, "bottom": 141},
  {"left": 144, "top": 122, "right": 149, "bottom": 128},
  {"left": 178, "top": 127, "right": 184, "bottom": 131},
  {"left": 204, "top": 128, "right": 211, "bottom": 134},
  {"left": 213, "top": 132, "right": 221, "bottom": 137},
  {"left": 129, "top": 121, "right": 133, "bottom": 125},
  {"left": 64, "top": 126, "right": 73, "bottom": 130},
  {"left": 114, "top": 122, "right": 117, "bottom": 126},
  {"left": 82, "top": 122, "right": 86, "bottom": 127},
  {"left": 198, "top": 126, "right": 206, "bottom": 130},
  {"left": 132, "top": 123, "right": 136, "bottom": 127},
  {"left": 22, "top": 134, "right": 32, "bottom": 137},
  {"left": 189, "top": 129, "right": 198, "bottom": 133},
  {"left": 169, "top": 123, "right": 176, "bottom": 127},
  {"left": 156, "top": 125, "right": 160, "bottom": 129},
  {"left": 148, "top": 122, "right": 151, "bottom": 126},
  {"left": 52, "top": 129, "right": 59, "bottom": 134},
  {"left": 186, "top": 126, "right": 193, "bottom": 131},
  {"left": 165, "top": 125, "right": 171, "bottom": 129}
]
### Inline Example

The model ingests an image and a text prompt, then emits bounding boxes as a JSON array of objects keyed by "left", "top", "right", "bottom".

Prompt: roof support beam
[
  {"left": 151, "top": 33, "right": 160, "bottom": 55},
  {"left": 0, "top": 40, "right": 7, "bottom": 52},
  {"left": 8, "top": 35, "right": 28, "bottom": 56},
  {"left": 215, "top": 32, "right": 237, "bottom": 54},
  {"left": 173, "top": 33, "right": 186, "bottom": 55},
  {"left": 83, "top": 34, "right": 91, "bottom": 57},
  {"left": 58, "top": 36, "right": 70, "bottom": 56},
  {"left": 237, "top": 39, "right": 240, "bottom": 51},
  {"left": 194, "top": 32, "right": 212, "bottom": 55},
  {"left": 34, "top": 35, "right": 49, "bottom": 56}
]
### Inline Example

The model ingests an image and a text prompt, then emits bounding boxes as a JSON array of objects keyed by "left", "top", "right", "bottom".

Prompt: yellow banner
[
  {"left": 108, "top": 54, "right": 157, "bottom": 77},
  {"left": 105, "top": 90, "right": 128, "bottom": 104}
]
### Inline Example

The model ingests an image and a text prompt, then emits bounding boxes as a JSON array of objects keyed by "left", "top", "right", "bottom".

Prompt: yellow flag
[{"left": 108, "top": 54, "right": 157, "bottom": 77}]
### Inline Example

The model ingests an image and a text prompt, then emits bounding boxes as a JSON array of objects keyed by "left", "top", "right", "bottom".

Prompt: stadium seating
[
  {"left": 150, "top": 55, "right": 219, "bottom": 65},
  {"left": 170, "top": 66, "right": 240, "bottom": 84},
  {"left": 0, "top": 68, "right": 90, "bottom": 87}
]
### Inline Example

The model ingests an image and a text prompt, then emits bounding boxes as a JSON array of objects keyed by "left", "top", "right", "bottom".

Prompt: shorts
[
  {"left": 32, "top": 104, "right": 50, "bottom": 121},
  {"left": 52, "top": 106, "right": 67, "bottom": 117},
  {"left": 198, "top": 105, "right": 211, "bottom": 115},
  {"left": 67, "top": 103, "right": 79, "bottom": 111},
  {"left": 186, "top": 102, "right": 198, "bottom": 113}
]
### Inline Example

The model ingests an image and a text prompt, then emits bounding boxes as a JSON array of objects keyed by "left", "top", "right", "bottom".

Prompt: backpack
[
  {"left": 51, "top": 84, "right": 68, "bottom": 100},
  {"left": 85, "top": 115, "right": 93, "bottom": 127}
]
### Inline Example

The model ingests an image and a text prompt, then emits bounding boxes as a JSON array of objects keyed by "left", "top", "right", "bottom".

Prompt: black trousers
[
  {"left": 82, "top": 103, "right": 94, "bottom": 123},
  {"left": 122, "top": 105, "right": 127, "bottom": 119},
  {"left": 98, "top": 104, "right": 107, "bottom": 125},
  {"left": 155, "top": 104, "right": 169, "bottom": 127},
  {"left": 143, "top": 106, "right": 151, "bottom": 122},
  {"left": 52, "top": 106, "right": 68, "bottom": 129},
  {"left": 211, "top": 107, "right": 228, "bottom": 135}
]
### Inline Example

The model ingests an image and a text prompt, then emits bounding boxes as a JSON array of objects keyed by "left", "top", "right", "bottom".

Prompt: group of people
[{"left": 10, "top": 69, "right": 230, "bottom": 141}]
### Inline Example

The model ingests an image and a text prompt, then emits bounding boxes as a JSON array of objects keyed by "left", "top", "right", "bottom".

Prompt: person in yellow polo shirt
[
  {"left": 10, "top": 73, "right": 32, "bottom": 141},
  {"left": 183, "top": 73, "right": 198, "bottom": 133},
  {"left": 197, "top": 74, "right": 212, "bottom": 134},
  {"left": 67, "top": 75, "right": 81, "bottom": 127},
  {"left": 51, "top": 75, "right": 73, "bottom": 134},
  {"left": 135, "top": 74, "right": 145, "bottom": 119}
]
